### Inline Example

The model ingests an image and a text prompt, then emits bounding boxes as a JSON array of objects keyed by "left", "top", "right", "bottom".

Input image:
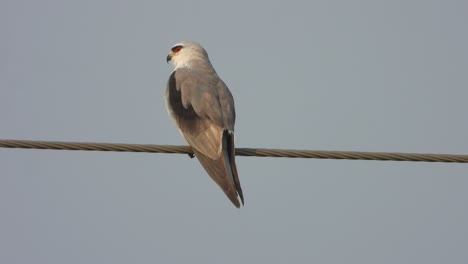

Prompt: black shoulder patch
[{"left": 167, "top": 71, "right": 197, "bottom": 121}]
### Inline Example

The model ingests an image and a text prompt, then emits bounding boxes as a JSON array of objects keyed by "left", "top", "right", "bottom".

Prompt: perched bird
[{"left": 165, "top": 41, "right": 244, "bottom": 208}]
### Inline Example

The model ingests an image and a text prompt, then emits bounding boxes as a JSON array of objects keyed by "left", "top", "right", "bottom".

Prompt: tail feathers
[
  {"left": 226, "top": 131, "right": 244, "bottom": 205},
  {"left": 193, "top": 131, "right": 243, "bottom": 208}
]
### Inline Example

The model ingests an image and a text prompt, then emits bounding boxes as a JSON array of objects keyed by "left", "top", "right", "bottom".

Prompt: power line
[{"left": 1, "top": 139, "right": 467, "bottom": 163}]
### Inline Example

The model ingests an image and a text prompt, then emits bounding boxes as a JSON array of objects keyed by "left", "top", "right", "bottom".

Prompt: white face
[
  {"left": 166, "top": 42, "right": 209, "bottom": 69},
  {"left": 166, "top": 44, "right": 187, "bottom": 67}
]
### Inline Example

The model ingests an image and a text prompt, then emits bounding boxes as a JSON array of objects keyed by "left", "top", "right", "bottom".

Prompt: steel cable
[{"left": 1, "top": 139, "right": 468, "bottom": 163}]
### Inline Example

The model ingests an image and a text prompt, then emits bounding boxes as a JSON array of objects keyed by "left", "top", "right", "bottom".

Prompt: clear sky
[{"left": 1, "top": 0, "right": 468, "bottom": 263}]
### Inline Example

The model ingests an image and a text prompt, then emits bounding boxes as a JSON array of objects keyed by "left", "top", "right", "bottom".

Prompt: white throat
[
  {"left": 172, "top": 55, "right": 215, "bottom": 73},
  {"left": 173, "top": 59, "right": 194, "bottom": 70}
]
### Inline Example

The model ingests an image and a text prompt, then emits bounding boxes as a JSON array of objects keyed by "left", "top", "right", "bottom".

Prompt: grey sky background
[{"left": 1, "top": 0, "right": 468, "bottom": 263}]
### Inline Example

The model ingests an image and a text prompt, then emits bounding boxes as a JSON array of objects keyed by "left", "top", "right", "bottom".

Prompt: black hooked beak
[{"left": 166, "top": 54, "right": 172, "bottom": 63}]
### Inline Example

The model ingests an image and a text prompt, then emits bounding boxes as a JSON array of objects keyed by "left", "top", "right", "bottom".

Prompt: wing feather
[
  {"left": 166, "top": 70, "right": 223, "bottom": 159},
  {"left": 165, "top": 69, "right": 243, "bottom": 207}
]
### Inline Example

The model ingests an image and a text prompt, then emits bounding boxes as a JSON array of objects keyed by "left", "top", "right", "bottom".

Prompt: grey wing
[
  {"left": 211, "top": 80, "right": 243, "bottom": 205},
  {"left": 216, "top": 79, "right": 236, "bottom": 131},
  {"left": 166, "top": 69, "right": 244, "bottom": 207},
  {"left": 166, "top": 69, "right": 224, "bottom": 159}
]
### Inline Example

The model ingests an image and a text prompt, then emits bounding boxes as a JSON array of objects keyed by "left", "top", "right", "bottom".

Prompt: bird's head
[{"left": 166, "top": 41, "right": 210, "bottom": 69}]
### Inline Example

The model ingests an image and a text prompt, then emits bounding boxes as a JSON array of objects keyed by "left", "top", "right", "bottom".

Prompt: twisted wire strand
[{"left": 1, "top": 139, "right": 467, "bottom": 163}]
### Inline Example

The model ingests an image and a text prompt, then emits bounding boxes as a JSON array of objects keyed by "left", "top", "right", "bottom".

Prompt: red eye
[{"left": 171, "top": 45, "right": 183, "bottom": 52}]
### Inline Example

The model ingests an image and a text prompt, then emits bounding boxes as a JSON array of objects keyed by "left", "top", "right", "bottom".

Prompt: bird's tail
[{"left": 194, "top": 130, "right": 244, "bottom": 208}]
